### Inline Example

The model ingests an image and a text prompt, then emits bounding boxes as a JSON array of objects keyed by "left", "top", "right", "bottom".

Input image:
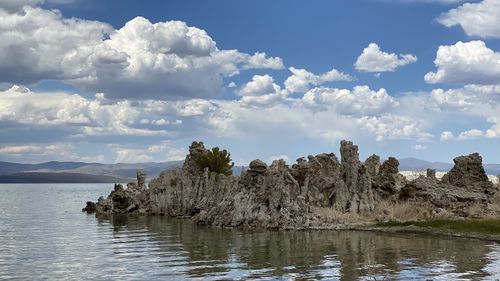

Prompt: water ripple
[{"left": 2, "top": 183, "right": 500, "bottom": 280}]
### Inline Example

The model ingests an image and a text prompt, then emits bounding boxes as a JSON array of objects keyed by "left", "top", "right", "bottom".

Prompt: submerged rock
[{"left": 82, "top": 201, "right": 96, "bottom": 213}]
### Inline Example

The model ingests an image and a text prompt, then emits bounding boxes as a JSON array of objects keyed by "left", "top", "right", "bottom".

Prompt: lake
[{"left": 2, "top": 184, "right": 500, "bottom": 280}]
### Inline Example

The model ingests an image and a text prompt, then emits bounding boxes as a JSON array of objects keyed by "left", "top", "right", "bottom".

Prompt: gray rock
[
  {"left": 426, "top": 168, "right": 436, "bottom": 179},
  {"left": 444, "top": 153, "right": 495, "bottom": 195},
  {"left": 137, "top": 170, "right": 146, "bottom": 188},
  {"left": 365, "top": 154, "right": 380, "bottom": 179},
  {"left": 375, "top": 157, "right": 404, "bottom": 198},
  {"left": 182, "top": 141, "right": 208, "bottom": 175},
  {"left": 82, "top": 201, "right": 96, "bottom": 213},
  {"left": 86, "top": 140, "right": 499, "bottom": 228}
]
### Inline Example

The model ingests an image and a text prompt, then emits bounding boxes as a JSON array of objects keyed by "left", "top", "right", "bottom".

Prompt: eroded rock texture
[
  {"left": 85, "top": 141, "right": 498, "bottom": 228},
  {"left": 401, "top": 153, "right": 498, "bottom": 214}
]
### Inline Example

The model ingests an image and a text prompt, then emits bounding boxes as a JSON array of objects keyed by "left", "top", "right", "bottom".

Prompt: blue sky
[{"left": 0, "top": 0, "right": 500, "bottom": 165}]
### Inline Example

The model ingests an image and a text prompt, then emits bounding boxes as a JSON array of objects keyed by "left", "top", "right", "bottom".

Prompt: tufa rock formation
[
  {"left": 84, "top": 140, "right": 499, "bottom": 229},
  {"left": 400, "top": 153, "right": 498, "bottom": 214}
]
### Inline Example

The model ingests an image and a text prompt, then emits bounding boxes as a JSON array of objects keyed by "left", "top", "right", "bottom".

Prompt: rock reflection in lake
[{"left": 99, "top": 215, "right": 498, "bottom": 280}]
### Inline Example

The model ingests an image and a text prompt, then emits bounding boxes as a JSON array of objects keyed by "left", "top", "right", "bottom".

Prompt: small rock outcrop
[
  {"left": 426, "top": 169, "right": 436, "bottom": 179},
  {"left": 442, "top": 153, "right": 495, "bottom": 195},
  {"left": 401, "top": 153, "right": 498, "bottom": 213},
  {"left": 182, "top": 141, "right": 208, "bottom": 175},
  {"left": 82, "top": 201, "right": 96, "bottom": 213},
  {"left": 84, "top": 140, "right": 498, "bottom": 228},
  {"left": 375, "top": 157, "right": 406, "bottom": 199},
  {"left": 137, "top": 170, "right": 146, "bottom": 188}
]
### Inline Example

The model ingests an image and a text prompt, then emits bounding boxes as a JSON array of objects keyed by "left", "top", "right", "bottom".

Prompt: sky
[{"left": 0, "top": 0, "right": 500, "bottom": 165}]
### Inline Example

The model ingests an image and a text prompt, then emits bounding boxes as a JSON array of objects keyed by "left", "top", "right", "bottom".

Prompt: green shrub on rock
[{"left": 195, "top": 146, "right": 234, "bottom": 176}]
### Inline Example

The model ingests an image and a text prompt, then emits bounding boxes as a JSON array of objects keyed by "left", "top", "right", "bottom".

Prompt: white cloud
[
  {"left": 268, "top": 155, "right": 289, "bottom": 163},
  {"left": 0, "top": 143, "right": 103, "bottom": 162},
  {"left": 430, "top": 84, "right": 500, "bottom": 112},
  {"left": 354, "top": 43, "right": 417, "bottom": 73},
  {"left": 238, "top": 75, "right": 281, "bottom": 97},
  {"left": 302, "top": 85, "right": 399, "bottom": 115},
  {"left": 412, "top": 144, "right": 428, "bottom": 150},
  {"left": 359, "top": 114, "right": 433, "bottom": 141},
  {"left": 113, "top": 142, "right": 186, "bottom": 163},
  {"left": 243, "top": 52, "right": 284, "bottom": 70},
  {"left": 237, "top": 75, "right": 286, "bottom": 107},
  {"left": 0, "top": 0, "right": 79, "bottom": 11},
  {"left": 114, "top": 148, "right": 153, "bottom": 163},
  {"left": 152, "top": 119, "right": 169, "bottom": 126},
  {"left": 0, "top": 8, "right": 283, "bottom": 100},
  {"left": 440, "top": 131, "right": 454, "bottom": 141},
  {"left": 391, "top": 0, "right": 465, "bottom": 3},
  {"left": 458, "top": 129, "right": 485, "bottom": 140},
  {"left": 284, "top": 67, "right": 353, "bottom": 93},
  {"left": 0, "top": 0, "right": 41, "bottom": 12},
  {"left": 425, "top": 41, "right": 500, "bottom": 84},
  {"left": 429, "top": 84, "right": 500, "bottom": 140},
  {"left": 0, "top": 6, "right": 113, "bottom": 84},
  {"left": 0, "top": 85, "right": 220, "bottom": 139},
  {"left": 438, "top": 0, "right": 500, "bottom": 38}
]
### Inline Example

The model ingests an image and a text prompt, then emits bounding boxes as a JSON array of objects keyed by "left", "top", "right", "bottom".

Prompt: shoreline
[
  {"left": 349, "top": 224, "right": 500, "bottom": 243},
  {"left": 93, "top": 211, "right": 500, "bottom": 243},
  {"left": 84, "top": 140, "right": 500, "bottom": 234}
]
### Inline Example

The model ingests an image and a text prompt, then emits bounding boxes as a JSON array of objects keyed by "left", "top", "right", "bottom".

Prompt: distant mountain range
[
  {"left": 398, "top": 157, "right": 500, "bottom": 175},
  {"left": 0, "top": 160, "right": 183, "bottom": 183},
  {"left": 0, "top": 157, "right": 497, "bottom": 183},
  {"left": 0, "top": 172, "right": 130, "bottom": 183}
]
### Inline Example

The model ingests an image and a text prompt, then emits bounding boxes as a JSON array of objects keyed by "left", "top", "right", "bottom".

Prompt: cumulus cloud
[
  {"left": 429, "top": 84, "right": 500, "bottom": 140},
  {"left": 302, "top": 85, "right": 399, "bottom": 115},
  {"left": 430, "top": 84, "right": 500, "bottom": 111},
  {"left": 0, "top": 6, "right": 113, "bottom": 85},
  {"left": 390, "top": 0, "right": 465, "bottom": 3},
  {"left": 412, "top": 144, "right": 427, "bottom": 150},
  {"left": 284, "top": 67, "right": 353, "bottom": 93},
  {"left": 268, "top": 155, "right": 289, "bottom": 163},
  {"left": 438, "top": 0, "right": 500, "bottom": 38},
  {"left": 358, "top": 114, "right": 433, "bottom": 141},
  {"left": 0, "top": 0, "right": 79, "bottom": 11},
  {"left": 0, "top": 8, "right": 283, "bottom": 99},
  {"left": 0, "top": 85, "right": 223, "bottom": 141},
  {"left": 237, "top": 75, "right": 286, "bottom": 107},
  {"left": 425, "top": 41, "right": 500, "bottom": 84},
  {"left": 112, "top": 142, "right": 186, "bottom": 163},
  {"left": 354, "top": 43, "right": 417, "bottom": 73},
  {"left": 0, "top": 143, "right": 104, "bottom": 162},
  {"left": 458, "top": 129, "right": 485, "bottom": 140},
  {"left": 456, "top": 119, "right": 500, "bottom": 140},
  {"left": 0, "top": 81, "right": 444, "bottom": 162},
  {"left": 0, "top": 0, "right": 41, "bottom": 12},
  {"left": 418, "top": 0, "right": 463, "bottom": 2},
  {"left": 440, "top": 131, "right": 454, "bottom": 141}
]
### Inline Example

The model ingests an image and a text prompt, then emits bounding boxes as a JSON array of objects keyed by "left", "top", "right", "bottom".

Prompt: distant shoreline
[{"left": 0, "top": 172, "right": 131, "bottom": 183}]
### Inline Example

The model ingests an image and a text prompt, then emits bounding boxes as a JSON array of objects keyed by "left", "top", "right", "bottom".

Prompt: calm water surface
[{"left": 2, "top": 184, "right": 500, "bottom": 280}]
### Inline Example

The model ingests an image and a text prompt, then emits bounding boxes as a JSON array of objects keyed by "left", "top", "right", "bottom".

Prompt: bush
[{"left": 195, "top": 146, "right": 234, "bottom": 176}]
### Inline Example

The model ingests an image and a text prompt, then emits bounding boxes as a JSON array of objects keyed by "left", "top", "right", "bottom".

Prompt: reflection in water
[
  {"left": 100, "top": 215, "right": 497, "bottom": 280},
  {"left": 1, "top": 184, "right": 500, "bottom": 280}
]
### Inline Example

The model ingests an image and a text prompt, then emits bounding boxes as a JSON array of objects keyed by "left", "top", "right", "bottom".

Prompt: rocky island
[{"left": 84, "top": 140, "right": 500, "bottom": 231}]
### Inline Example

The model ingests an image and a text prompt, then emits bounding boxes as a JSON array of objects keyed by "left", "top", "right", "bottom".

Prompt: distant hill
[
  {"left": 398, "top": 157, "right": 500, "bottom": 175},
  {"left": 0, "top": 172, "right": 129, "bottom": 183},
  {"left": 0, "top": 157, "right": 497, "bottom": 183},
  {"left": 0, "top": 160, "right": 183, "bottom": 178},
  {"left": 0, "top": 161, "right": 93, "bottom": 175}
]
